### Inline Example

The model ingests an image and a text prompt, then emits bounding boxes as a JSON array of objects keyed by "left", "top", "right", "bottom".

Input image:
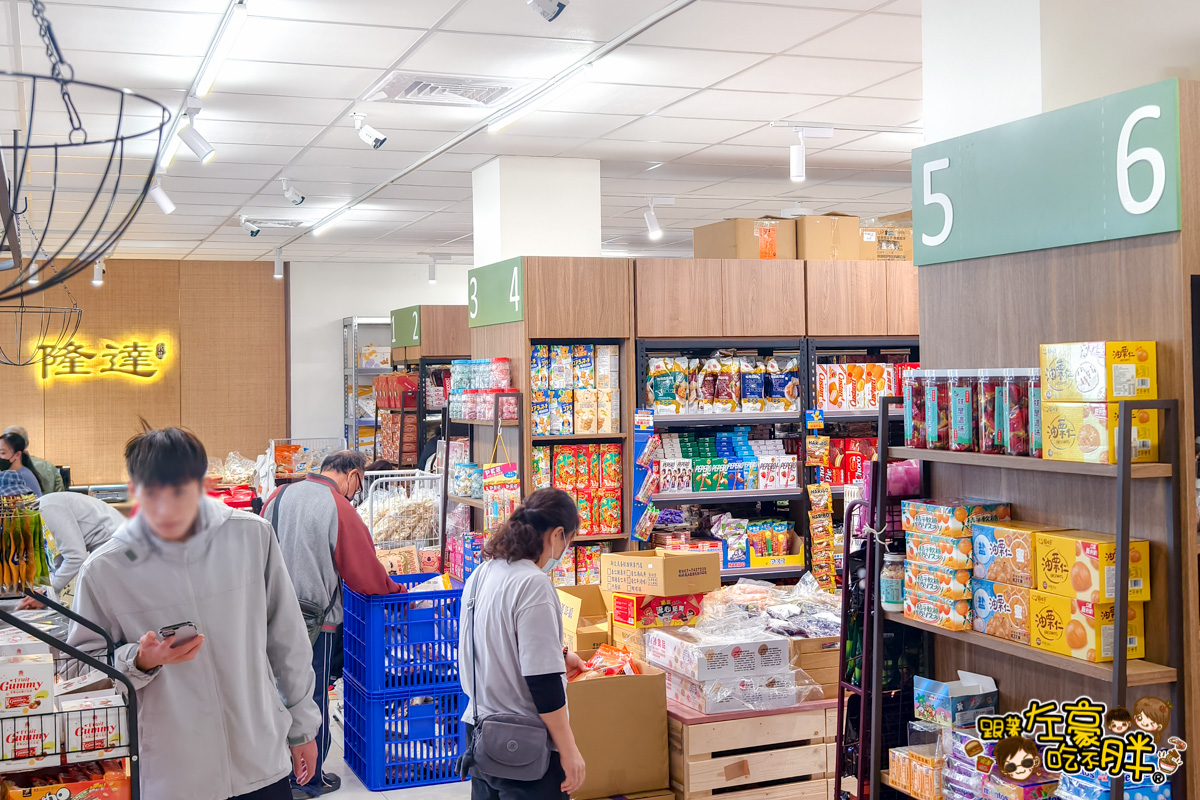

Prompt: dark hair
[
  {"left": 1106, "top": 707, "right": 1133, "bottom": 727},
  {"left": 321, "top": 450, "right": 367, "bottom": 474},
  {"left": 994, "top": 737, "right": 1039, "bottom": 773},
  {"left": 0, "top": 432, "right": 32, "bottom": 471},
  {"left": 483, "top": 488, "right": 580, "bottom": 563},
  {"left": 125, "top": 427, "right": 208, "bottom": 487}
]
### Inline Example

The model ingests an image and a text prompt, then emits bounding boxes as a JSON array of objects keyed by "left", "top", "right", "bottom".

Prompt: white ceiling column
[{"left": 472, "top": 156, "right": 602, "bottom": 265}]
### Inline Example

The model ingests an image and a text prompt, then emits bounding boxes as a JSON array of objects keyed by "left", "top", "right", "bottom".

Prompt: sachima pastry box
[
  {"left": 1033, "top": 530, "right": 1150, "bottom": 603},
  {"left": 972, "top": 521, "right": 1066, "bottom": 588},
  {"left": 1039, "top": 341, "right": 1157, "bottom": 403},
  {"left": 1029, "top": 592, "right": 1145, "bottom": 662}
]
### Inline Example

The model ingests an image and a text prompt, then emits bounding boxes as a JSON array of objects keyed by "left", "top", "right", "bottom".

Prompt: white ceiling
[{"left": 2, "top": 0, "right": 921, "bottom": 263}]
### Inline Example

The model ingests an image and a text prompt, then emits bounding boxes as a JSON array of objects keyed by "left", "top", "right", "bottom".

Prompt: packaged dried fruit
[
  {"left": 947, "top": 369, "right": 977, "bottom": 452},
  {"left": 903, "top": 369, "right": 927, "bottom": 449},
  {"left": 977, "top": 370, "right": 1004, "bottom": 454},
  {"left": 1002, "top": 368, "right": 1030, "bottom": 457},
  {"left": 924, "top": 370, "right": 950, "bottom": 450}
]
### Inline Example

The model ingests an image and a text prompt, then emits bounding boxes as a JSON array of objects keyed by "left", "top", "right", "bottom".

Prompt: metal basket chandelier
[{"left": 0, "top": 0, "right": 171, "bottom": 365}]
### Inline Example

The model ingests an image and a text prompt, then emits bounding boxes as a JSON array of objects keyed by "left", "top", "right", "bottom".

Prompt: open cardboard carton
[
  {"left": 913, "top": 670, "right": 998, "bottom": 727},
  {"left": 567, "top": 660, "right": 668, "bottom": 800},
  {"left": 557, "top": 585, "right": 611, "bottom": 658}
]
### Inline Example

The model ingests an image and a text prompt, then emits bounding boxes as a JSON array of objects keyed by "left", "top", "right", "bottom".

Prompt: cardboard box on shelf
[
  {"left": 601, "top": 549, "right": 721, "bottom": 596},
  {"left": 644, "top": 628, "right": 789, "bottom": 681},
  {"left": 567, "top": 661, "right": 668, "bottom": 800},
  {"left": 796, "top": 214, "right": 860, "bottom": 260},
  {"left": 905, "top": 561, "right": 972, "bottom": 600},
  {"left": 907, "top": 530, "right": 974, "bottom": 570},
  {"left": 902, "top": 499, "right": 1011, "bottom": 539},
  {"left": 692, "top": 217, "right": 797, "bottom": 260},
  {"left": 904, "top": 589, "right": 973, "bottom": 631},
  {"left": 359, "top": 345, "right": 390, "bottom": 369},
  {"left": 557, "top": 586, "right": 611, "bottom": 655},
  {"left": 1041, "top": 402, "right": 1159, "bottom": 464},
  {"left": 1033, "top": 529, "right": 1151, "bottom": 603},
  {"left": 610, "top": 619, "right": 646, "bottom": 661},
  {"left": 972, "top": 579, "right": 1031, "bottom": 644},
  {"left": 1039, "top": 341, "right": 1158, "bottom": 403},
  {"left": 913, "top": 671, "right": 998, "bottom": 727},
  {"left": 0, "top": 655, "right": 53, "bottom": 718},
  {"left": 859, "top": 226, "right": 913, "bottom": 261},
  {"left": 972, "top": 521, "right": 1066, "bottom": 588},
  {"left": 789, "top": 636, "right": 841, "bottom": 670},
  {"left": 610, "top": 593, "right": 703, "bottom": 629},
  {"left": 1029, "top": 592, "right": 1145, "bottom": 662}
]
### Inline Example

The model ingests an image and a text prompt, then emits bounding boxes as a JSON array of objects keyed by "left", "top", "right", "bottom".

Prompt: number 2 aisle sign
[
  {"left": 391, "top": 306, "right": 420, "bottom": 348},
  {"left": 468, "top": 256, "right": 524, "bottom": 328},
  {"left": 912, "top": 79, "right": 1181, "bottom": 267}
]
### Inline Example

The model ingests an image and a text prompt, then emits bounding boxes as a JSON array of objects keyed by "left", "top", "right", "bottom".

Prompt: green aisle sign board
[
  {"left": 912, "top": 79, "right": 1182, "bottom": 266},
  {"left": 391, "top": 306, "right": 421, "bottom": 348},
  {"left": 468, "top": 256, "right": 524, "bottom": 328}
]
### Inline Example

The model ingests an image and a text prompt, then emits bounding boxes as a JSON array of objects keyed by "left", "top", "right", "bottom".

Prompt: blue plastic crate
[
  {"left": 342, "top": 677, "right": 467, "bottom": 791},
  {"left": 343, "top": 574, "right": 463, "bottom": 693}
]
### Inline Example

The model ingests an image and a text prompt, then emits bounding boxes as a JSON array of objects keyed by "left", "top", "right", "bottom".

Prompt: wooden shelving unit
[
  {"left": 889, "top": 446, "right": 1173, "bottom": 479},
  {"left": 651, "top": 488, "right": 806, "bottom": 506}
]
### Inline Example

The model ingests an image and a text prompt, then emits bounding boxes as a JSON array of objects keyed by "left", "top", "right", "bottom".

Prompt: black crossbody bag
[
  {"left": 268, "top": 484, "right": 340, "bottom": 646},
  {"left": 457, "top": 560, "right": 553, "bottom": 782}
]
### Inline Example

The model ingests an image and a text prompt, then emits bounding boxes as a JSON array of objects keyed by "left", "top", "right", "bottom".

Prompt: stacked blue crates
[{"left": 341, "top": 574, "right": 466, "bottom": 791}]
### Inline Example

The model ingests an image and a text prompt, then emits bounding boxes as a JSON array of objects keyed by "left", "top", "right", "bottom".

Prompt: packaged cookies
[
  {"left": 550, "top": 345, "right": 573, "bottom": 390},
  {"left": 531, "top": 391, "right": 551, "bottom": 436},
  {"left": 1033, "top": 529, "right": 1151, "bottom": 602},
  {"left": 714, "top": 357, "right": 741, "bottom": 413},
  {"left": 530, "top": 345, "right": 549, "bottom": 392},
  {"left": 595, "top": 344, "right": 620, "bottom": 391},
  {"left": 740, "top": 357, "right": 766, "bottom": 413},
  {"left": 597, "top": 389, "right": 620, "bottom": 433},
  {"left": 552, "top": 446, "right": 576, "bottom": 490},
  {"left": 574, "top": 389, "right": 597, "bottom": 434},
  {"left": 972, "top": 579, "right": 1030, "bottom": 644},
  {"left": 551, "top": 389, "right": 574, "bottom": 435},
  {"left": 972, "top": 520, "right": 1063, "bottom": 588},
  {"left": 1039, "top": 341, "right": 1157, "bottom": 403},
  {"left": 572, "top": 344, "right": 595, "bottom": 390},
  {"left": 902, "top": 499, "right": 1011, "bottom": 538},
  {"left": 1042, "top": 402, "right": 1159, "bottom": 464}
]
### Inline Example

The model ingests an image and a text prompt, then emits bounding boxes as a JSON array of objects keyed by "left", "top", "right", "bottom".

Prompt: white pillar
[{"left": 471, "top": 156, "right": 602, "bottom": 265}]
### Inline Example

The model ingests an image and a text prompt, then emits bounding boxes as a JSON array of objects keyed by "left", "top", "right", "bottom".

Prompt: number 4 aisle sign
[
  {"left": 467, "top": 256, "right": 524, "bottom": 328},
  {"left": 912, "top": 79, "right": 1181, "bottom": 267}
]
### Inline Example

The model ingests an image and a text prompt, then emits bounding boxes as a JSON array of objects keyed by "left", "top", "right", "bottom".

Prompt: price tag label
[
  {"left": 467, "top": 257, "right": 524, "bottom": 328},
  {"left": 635, "top": 409, "right": 655, "bottom": 430},
  {"left": 391, "top": 306, "right": 421, "bottom": 348},
  {"left": 806, "top": 409, "right": 825, "bottom": 431}
]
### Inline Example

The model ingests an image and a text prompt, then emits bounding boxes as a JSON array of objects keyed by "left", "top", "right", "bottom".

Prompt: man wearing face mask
[{"left": 263, "top": 450, "right": 405, "bottom": 798}]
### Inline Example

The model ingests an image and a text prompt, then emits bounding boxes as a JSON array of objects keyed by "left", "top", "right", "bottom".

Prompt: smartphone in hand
[{"left": 158, "top": 621, "right": 199, "bottom": 649}]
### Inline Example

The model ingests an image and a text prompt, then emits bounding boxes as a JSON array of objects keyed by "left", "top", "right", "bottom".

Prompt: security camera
[
  {"left": 239, "top": 216, "right": 260, "bottom": 238},
  {"left": 527, "top": 0, "right": 568, "bottom": 21},
  {"left": 280, "top": 178, "right": 305, "bottom": 206},
  {"left": 351, "top": 113, "right": 387, "bottom": 150}
]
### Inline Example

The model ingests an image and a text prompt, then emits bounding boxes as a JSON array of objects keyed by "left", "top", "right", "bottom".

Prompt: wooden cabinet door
[
  {"left": 721, "top": 260, "right": 806, "bottom": 336},
  {"left": 635, "top": 259, "right": 723, "bottom": 337},
  {"left": 885, "top": 261, "right": 919, "bottom": 336},
  {"left": 805, "top": 260, "right": 887, "bottom": 337}
]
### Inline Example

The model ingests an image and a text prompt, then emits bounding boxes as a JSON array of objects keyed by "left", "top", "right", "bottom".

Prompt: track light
[
  {"left": 351, "top": 113, "right": 387, "bottom": 149},
  {"left": 26, "top": 259, "right": 38, "bottom": 286},
  {"left": 240, "top": 216, "right": 260, "bottom": 238},
  {"left": 644, "top": 197, "right": 674, "bottom": 241},
  {"left": 92, "top": 259, "right": 105, "bottom": 287},
  {"left": 179, "top": 117, "right": 216, "bottom": 164},
  {"left": 195, "top": 0, "right": 248, "bottom": 98},
  {"left": 147, "top": 178, "right": 175, "bottom": 215},
  {"left": 274, "top": 248, "right": 284, "bottom": 280},
  {"left": 790, "top": 140, "right": 806, "bottom": 183},
  {"left": 280, "top": 178, "right": 305, "bottom": 206}
]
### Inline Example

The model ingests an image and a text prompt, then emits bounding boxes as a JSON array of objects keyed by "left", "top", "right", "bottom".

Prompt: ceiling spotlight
[
  {"left": 274, "top": 248, "right": 284, "bottom": 280},
  {"left": 179, "top": 116, "right": 216, "bottom": 163},
  {"left": 428, "top": 262, "right": 438, "bottom": 285},
  {"left": 240, "top": 216, "right": 260, "bottom": 238},
  {"left": 92, "top": 258, "right": 105, "bottom": 287},
  {"left": 790, "top": 140, "right": 806, "bottom": 183},
  {"left": 644, "top": 197, "right": 675, "bottom": 241},
  {"left": 351, "top": 113, "right": 387, "bottom": 149},
  {"left": 26, "top": 259, "right": 38, "bottom": 286},
  {"left": 527, "top": 0, "right": 569, "bottom": 21},
  {"left": 147, "top": 178, "right": 175, "bottom": 215},
  {"left": 280, "top": 178, "right": 305, "bottom": 206}
]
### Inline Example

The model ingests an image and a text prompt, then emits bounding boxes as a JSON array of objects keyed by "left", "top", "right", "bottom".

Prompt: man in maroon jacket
[{"left": 263, "top": 451, "right": 404, "bottom": 798}]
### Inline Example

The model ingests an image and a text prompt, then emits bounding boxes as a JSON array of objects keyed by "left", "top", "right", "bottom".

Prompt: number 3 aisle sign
[
  {"left": 912, "top": 79, "right": 1181, "bottom": 267},
  {"left": 467, "top": 256, "right": 524, "bottom": 328}
]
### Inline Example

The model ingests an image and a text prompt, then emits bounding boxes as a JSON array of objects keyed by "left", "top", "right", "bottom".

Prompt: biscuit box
[
  {"left": 59, "top": 694, "right": 129, "bottom": 762},
  {"left": 913, "top": 670, "right": 998, "bottom": 727},
  {"left": 1042, "top": 402, "right": 1159, "bottom": 464},
  {"left": 1039, "top": 341, "right": 1157, "bottom": 403},
  {"left": 1029, "top": 592, "right": 1145, "bottom": 662},
  {"left": 1033, "top": 529, "right": 1151, "bottom": 602},
  {"left": 610, "top": 592, "right": 703, "bottom": 629},
  {"left": 0, "top": 656, "right": 53, "bottom": 718},
  {"left": 907, "top": 531, "right": 974, "bottom": 570},
  {"left": 904, "top": 589, "right": 973, "bottom": 631},
  {"left": 643, "top": 628, "right": 789, "bottom": 680},
  {"left": 905, "top": 561, "right": 972, "bottom": 600},
  {"left": 902, "top": 499, "right": 1011, "bottom": 538},
  {"left": 972, "top": 521, "right": 1065, "bottom": 588},
  {"left": 971, "top": 579, "right": 1031, "bottom": 644}
]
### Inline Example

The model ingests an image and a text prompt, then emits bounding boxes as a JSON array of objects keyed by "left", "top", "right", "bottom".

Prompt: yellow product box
[
  {"left": 971, "top": 520, "right": 1066, "bottom": 588},
  {"left": 903, "top": 589, "right": 972, "bottom": 631},
  {"left": 1029, "top": 592, "right": 1145, "bottom": 662},
  {"left": 1040, "top": 341, "right": 1157, "bottom": 403},
  {"left": 574, "top": 389, "right": 598, "bottom": 434},
  {"left": 889, "top": 747, "right": 911, "bottom": 792},
  {"left": 971, "top": 579, "right": 1031, "bottom": 645},
  {"left": 1042, "top": 402, "right": 1158, "bottom": 464},
  {"left": 1033, "top": 529, "right": 1151, "bottom": 603},
  {"left": 904, "top": 561, "right": 972, "bottom": 600}
]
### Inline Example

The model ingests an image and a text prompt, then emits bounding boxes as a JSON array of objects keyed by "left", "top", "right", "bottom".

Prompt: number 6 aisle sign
[
  {"left": 467, "top": 256, "right": 524, "bottom": 328},
  {"left": 912, "top": 79, "right": 1181, "bottom": 267}
]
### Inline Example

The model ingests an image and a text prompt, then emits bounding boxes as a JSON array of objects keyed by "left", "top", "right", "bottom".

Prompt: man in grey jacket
[{"left": 69, "top": 427, "right": 321, "bottom": 800}]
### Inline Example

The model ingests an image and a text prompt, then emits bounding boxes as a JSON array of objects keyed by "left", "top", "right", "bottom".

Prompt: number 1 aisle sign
[
  {"left": 391, "top": 306, "right": 420, "bottom": 348},
  {"left": 468, "top": 257, "right": 524, "bottom": 328},
  {"left": 912, "top": 79, "right": 1181, "bottom": 267}
]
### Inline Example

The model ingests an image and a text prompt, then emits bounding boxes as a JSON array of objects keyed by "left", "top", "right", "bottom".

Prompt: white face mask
[{"left": 541, "top": 530, "right": 566, "bottom": 575}]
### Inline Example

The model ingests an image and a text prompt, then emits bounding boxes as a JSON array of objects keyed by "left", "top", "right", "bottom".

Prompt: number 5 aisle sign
[
  {"left": 467, "top": 256, "right": 524, "bottom": 328},
  {"left": 912, "top": 79, "right": 1181, "bottom": 267}
]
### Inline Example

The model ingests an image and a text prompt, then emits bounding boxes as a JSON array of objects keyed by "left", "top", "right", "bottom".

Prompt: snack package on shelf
[
  {"left": 572, "top": 344, "right": 595, "bottom": 390},
  {"left": 971, "top": 579, "right": 1030, "bottom": 644},
  {"left": 665, "top": 666, "right": 822, "bottom": 714},
  {"left": 532, "top": 445, "right": 551, "bottom": 490},
  {"left": 644, "top": 627, "right": 788, "bottom": 680},
  {"left": 902, "top": 499, "right": 1011, "bottom": 538},
  {"left": 1029, "top": 592, "right": 1145, "bottom": 662},
  {"left": 1039, "top": 341, "right": 1157, "bottom": 403},
  {"left": 905, "top": 561, "right": 972, "bottom": 600},
  {"left": 739, "top": 357, "right": 766, "bottom": 413},
  {"left": 595, "top": 345, "right": 620, "bottom": 391},
  {"left": 904, "top": 589, "right": 973, "bottom": 631},
  {"left": 1033, "top": 529, "right": 1151, "bottom": 602},
  {"left": 483, "top": 463, "right": 520, "bottom": 535},
  {"left": 1042, "top": 402, "right": 1159, "bottom": 464},
  {"left": 971, "top": 521, "right": 1065, "bottom": 587},
  {"left": 550, "top": 389, "right": 574, "bottom": 435},
  {"left": 570, "top": 644, "right": 639, "bottom": 681},
  {"left": 551, "top": 545, "right": 576, "bottom": 587},
  {"left": 530, "top": 345, "right": 550, "bottom": 392},
  {"left": 550, "top": 345, "right": 573, "bottom": 390},
  {"left": 713, "top": 357, "right": 741, "bottom": 413},
  {"left": 913, "top": 671, "right": 998, "bottom": 727},
  {"left": 58, "top": 694, "right": 129, "bottom": 762}
]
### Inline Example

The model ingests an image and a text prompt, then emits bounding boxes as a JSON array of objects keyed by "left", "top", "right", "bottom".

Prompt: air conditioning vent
[
  {"left": 239, "top": 218, "right": 307, "bottom": 229},
  {"left": 361, "top": 71, "right": 530, "bottom": 108}
]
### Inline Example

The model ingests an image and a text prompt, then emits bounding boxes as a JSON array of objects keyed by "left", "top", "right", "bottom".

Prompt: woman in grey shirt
[
  {"left": 0, "top": 431, "right": 42, "bottom": 498},
  {"left": 459, "top": 488, "right": 587, "bottom": 800}
]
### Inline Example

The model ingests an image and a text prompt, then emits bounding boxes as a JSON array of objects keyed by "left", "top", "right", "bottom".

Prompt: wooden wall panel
[
  {"left": 634, "top": 259, "right": 723, "bottom": 337},
  {"left": 721, "top": 260, "right": 806, "bottom": 337},
  {"left": 525, "top": 257, "right": 633, "bottom": 340},
  {"left": 885, "top": 261, "right": 919, "bottom": 335},
  {"left": 420, "top": 305, "right": 470, "bottom": 358},
  {"left": 179, "top": 261, "right": 287, "bottom": 466},
  {"left": 805, "top": 261, "right": 887, "bottom": 337},
  {"left": 0, "top": 293, "right": 46, "bottom": 455}
]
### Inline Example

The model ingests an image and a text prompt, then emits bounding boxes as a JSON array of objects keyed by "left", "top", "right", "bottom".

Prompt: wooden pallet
[
  {"left": 590, "top": 792, "right": 675, "bottom": 800},
  {"left": 668, "top": 699, "right": 838, "bottom": 800}
]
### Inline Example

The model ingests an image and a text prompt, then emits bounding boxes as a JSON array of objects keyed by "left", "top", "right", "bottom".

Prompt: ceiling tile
[
  {"left": 718, "top": 55, "right": 912, "bottom": 94},
  {"left": 453, "top": 134, "right": 588, "bottom": 157},
  {"left": 800, "top": 95, "right": 922, "bottom": 126},
  {"left": 554, "top": 139, "right": 710, "bottom": 161},
  {"left": 728, "top": 0, "right": 886, "bottom": 10},
  {"left": 878, "top": 0, "right": 920, "bottom": 15},
  {"left": 348, "top": 102, "right": 492, "bottom": 132},
  {"left": 590, "top": 45, "right": 766, "bottom": 89},
  {"left": 676, "top": 144, "right": 784, "bottom": 166},
  {"left": 657, "top": 88, "right": 831, "bottom": 121},
  {"left": 19, "top": 5, "right": 221, "bottom": 58},
  {"left": 211, "top": 61, "right": 382, "bottom": 99},
  {"left": 401, "top": 32, "right": 596, "bottom": 80},
  {"left": 316, "top": 126, "right": 456, "bottom": 152},
  {"left": 44, "top": 50, "right": 201, "bottom": 92},
  {"left": 249, "top": 0, "right": 462, "bottom": 28},
  {"left": 442, "top": 0, "right": 675, "bottom": 41},
  {"left": 605, "top": 116, "right": 761, "bottom": 144},
  {"left": 806, "top": 148, "right": 909, "bottom": 169},
  {"left": 632, "top": 2, "right": 855, "bottom": 53},
  {"left": 201, "top": 93, "right": 348, "bottom": 125},
  {"left": 190, "top": 119, "right": 324, "bottom": 147},
  {"left": 790, "top": 12, "right": 921, "bottom": 62},
  {"left": 724, "top": 124, "right": 871, "bottom": 148},
  {"left": 497, "top": 110, "right": 639, "bottom": 138},
  {"left": 855, "top": 67, "right": 922, "bottom": 100},
  {"left": 229, "top": 18, "right": 423, "bottom": 69},
  {"left": 837, "top": 130, "right": 924, "bottom": 151},
  {"left": 542, "top": 82, "right": 695, "bottom": 116}
]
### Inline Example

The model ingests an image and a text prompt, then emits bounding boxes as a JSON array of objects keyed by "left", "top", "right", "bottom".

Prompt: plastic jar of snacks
[
  {"left": 489, "top": 358, "right": 511, "bottom": 390},
  {"left": 903, "top": 369, "right": 927, "bottom": 449},
  {"left": 467, "top": 389, "right": 482, "bottom": 420},
  {"left": 1026, "top": 368, "right": 1043, "bottom": 458},
  {"left": 1003, "top": 368, "right": 1030, "bottom": 457},
  {"left": 477, "top": 389, "right": 498, "bottom": 421},
  {"left": 499, "top": 390, "right": 520, "bottom": 420},
  {"left": 947, "top": 369, "right": 978, "bottom": 453},
  {"left": 977, "top": 370, "right": 1005, "bottom": 454},
  {"left": 451, "top": 462, "right": 474, "bottom": 496},
  {"left": 924, "top": 370, "right": 950, "bottom": 450},
  {"left": 880, "top": 553, "right": 905, "bottom": 612},
  {"left": 470, "top": 466, "right": 484, "bottom": 499}
]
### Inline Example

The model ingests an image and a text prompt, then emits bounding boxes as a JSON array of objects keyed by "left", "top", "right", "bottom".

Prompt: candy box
[
  {"left": 600, "top": 444, "right": 622, "bottom": 488},
  {"left": 1034, "top": 529, "right": 1151, "bottom": 602},
  {"left": 1042, "top": 402, "right": 1159, "bottom": 464},
  {"left": 0, "top": 656, "right": 53, "bottom": 718},
  {"left": 972, "top": 521, "right": 1065, "bottom": 588},
  {"left": 573, "top": 344, "right": 596, "bottom": 390},
  {"left": 971, "top": 579, "right": 1030, "bottom": 644},
  {"left": 913, "top": 670, "right": 998, "bottom": 727},
  {"left": 1040, "top": 341, "right": 1157, "bottom": 403},
  {"left": 552, "top": 446, "right": 576, "bottom": 490},
  {"left": 907, "top": 530, "right": 974, "bottom": 570},
  {"left": 905, "top": 561, "right": 972, "bottom": 600},
  {"left": 1029, "top": 592, "right": 1145, "bottom": 662},
  {"left": 904, "top": 589, "right": 973, "bottom": 632},
  {"left": 982, "top": 769, "right": 1058, "bottom": 800},
  {"left": 0, "top": 634, "right": 48, "bottom": 659},
  {"left": 611, "top": 593, "right": 702, "bottom": 630},
  {"left": 942, "top": 725, "right": 996, "bottom": 763},
  {"left": 643, "top": 627, "right": 789, "bottom": 680},
  {"left": 550, "top": 389, "right": 574, "bottom": 435},
  {"left": 550, "top": 345, "right": 574, "bottom": 390},
  {"left": 0, "top": 713, "right": 57, "bottom": 766},
  {"left": 59, "top": 694, "right": 129, "bottom": 762},
  {"left": 889, "top": 747, "right": 911, "bottom": 791},
  {"left": 902, "top": 499, "right": 1011, "bottom": 538}
]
